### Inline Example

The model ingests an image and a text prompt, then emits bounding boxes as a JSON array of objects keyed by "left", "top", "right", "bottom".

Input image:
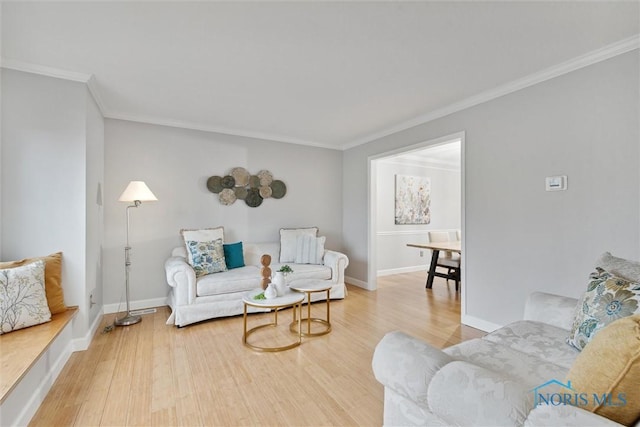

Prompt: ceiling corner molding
[
  {"left": 86, "top": 75, "right": 108, "bottom": 116},
  {"left": 341, "top": 35, "right": 640, "bottom": 151},
  {"left": 0, "top": 57, "right": 92, "bottom": 83},
  {"left": 104, "top": 112, "right": 341, "bottom": 151},
  {"left": 0, "top": 57, "right": 109, "bottom": 116}
]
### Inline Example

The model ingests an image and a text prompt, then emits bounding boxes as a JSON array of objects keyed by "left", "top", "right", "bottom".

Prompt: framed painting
[{"left": 395, "top": 175, "right": 431, "bottom": 224}]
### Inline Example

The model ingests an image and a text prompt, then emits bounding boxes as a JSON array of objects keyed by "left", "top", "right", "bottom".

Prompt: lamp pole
[{"left": 115, "top": 200, "right": 142, "bottom": 326}]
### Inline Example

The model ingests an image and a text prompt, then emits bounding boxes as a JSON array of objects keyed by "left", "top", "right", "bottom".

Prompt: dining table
[{"left": 406, "top": 241, "right": 461, "bottom": 289}]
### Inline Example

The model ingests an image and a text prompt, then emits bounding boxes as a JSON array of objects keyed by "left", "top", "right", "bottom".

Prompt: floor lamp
[{"left": 116, "top": 181, "right": 158, "bottom": 326}]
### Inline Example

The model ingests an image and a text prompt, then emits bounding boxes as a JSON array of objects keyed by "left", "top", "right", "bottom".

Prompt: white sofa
[
  {"left": 165, "top": 242, "right": 349, "bottom": 327},
  {"left": 372, "top": 252, "right": 640, "bottom": 427}
]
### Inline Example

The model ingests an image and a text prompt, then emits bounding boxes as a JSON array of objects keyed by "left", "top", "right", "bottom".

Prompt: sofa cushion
[
  {"left": 196, "top": 265, "right": 261, "bottom": 297},
  {"left": 185, "top": 238, "right": 227, "bottom": 277},
  {"left": 279, "top": 227, "right": 318, "bottom": 263},
  {"left": 596, "top": 252, "right": 640, "bottom": 283},
  {"left": 0, "top": 252, "right": 66, "bottom": 314},
  {"left": 484, "top": 320, "right": 579, "bottom": 370},
  {"left": 444, "top": 338, "right": 569, "bottom": 389},
  {"left": 567, "top": 268, "right": 640, "bottom": 351},
  {"left": 272, "top": 263, "right": 331, "bottom": 281},
  {"left": 566, "top": 314, "right": 640, "bottom": 426},
  {"left": 223, "top": 242, "right": 245, "bottom": 269},
  {"left": 0, "top": 260, "right": 52, "bottom": 334},
  {"left": 295, "top": 235, "right": 325, "bottom": 265}
]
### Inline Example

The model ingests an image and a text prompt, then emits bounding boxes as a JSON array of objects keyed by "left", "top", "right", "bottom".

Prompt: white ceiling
[{"left": 2, "top": 1, "right": 638, "bottom": 150}]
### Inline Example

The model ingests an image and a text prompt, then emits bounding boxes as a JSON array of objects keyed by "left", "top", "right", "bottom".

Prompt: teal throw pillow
[
  {"left": 567, "top": 268, "right": 640, "bottom": 351},
  {"left": 186, "top": 238, "right": 227, "bottom": 277},
  {"left": 223, "top": 242, "right": 245, "bottom": 269}
]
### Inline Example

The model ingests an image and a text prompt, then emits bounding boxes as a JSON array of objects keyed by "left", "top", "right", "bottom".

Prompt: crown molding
[
  {"left": 1, "top": 57, "right": 91, "bottom": 83},
  {"left": 1, "top": 57, "right": 108, "bottom": 116},
  {"left": 341, "top": 35, "right": 640, "bottom": 150},
  {"left": 3, "top": 34, "right": 638, "bottom": 152},
  {"left": 104, "top": 111, "right": 340, "bottom": 150}
]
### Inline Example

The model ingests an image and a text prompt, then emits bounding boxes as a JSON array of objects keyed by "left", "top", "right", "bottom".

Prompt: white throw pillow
[
  {"left": 279, "top": 227, "right": 318, "bottom": 263},
  {"left": 0, "top": 260, "right": 52, "bottom": 334},
  {"left": 295, "top": 235, "right": 325, "bottom": 264},
  {"left": 181, "top": 227, "right": 224, "bottom": 266}
]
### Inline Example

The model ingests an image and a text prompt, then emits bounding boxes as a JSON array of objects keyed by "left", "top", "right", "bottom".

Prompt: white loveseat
[
  {"left": 373, "top": 252, "right": 640, "bottom": 427},
  {"left": 165, "top": 242, "right": 349, "bottom": 327}
]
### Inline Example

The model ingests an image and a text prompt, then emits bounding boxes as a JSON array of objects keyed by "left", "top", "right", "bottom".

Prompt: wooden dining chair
[{"left": 428, "top": 231, "right": 461, "bottom": 291}]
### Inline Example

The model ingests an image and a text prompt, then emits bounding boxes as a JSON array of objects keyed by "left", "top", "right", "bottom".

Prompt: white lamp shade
[{"left": 119, "top": 181, "right": 158, "bottom": 202}]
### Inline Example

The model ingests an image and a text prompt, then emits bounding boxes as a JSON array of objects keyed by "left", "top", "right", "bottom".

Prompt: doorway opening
[{"left": 368, "top": 131, "right": 465, "bottom": 302}]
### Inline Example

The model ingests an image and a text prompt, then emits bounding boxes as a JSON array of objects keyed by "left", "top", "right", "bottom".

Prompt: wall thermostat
[{"left": 545, "top": 175, "right": 567, "bottom": 191}]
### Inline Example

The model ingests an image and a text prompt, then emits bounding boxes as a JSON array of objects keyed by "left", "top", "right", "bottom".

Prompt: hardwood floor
[{"left": 30, "top": 272, "right": 484, "bottom": 426}]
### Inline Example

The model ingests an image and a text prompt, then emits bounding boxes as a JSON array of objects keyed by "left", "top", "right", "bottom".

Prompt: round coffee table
[
  {"left": 288, "top": 280, "right": 332, "bottom": 337},
  {"left": 242, "top": 289, "right": 304, "bottom": 352}
]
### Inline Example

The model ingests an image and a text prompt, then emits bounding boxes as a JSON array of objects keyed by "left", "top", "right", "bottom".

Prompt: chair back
[{"left": 428, "top": 231, "right": 453, "bottom": 258}]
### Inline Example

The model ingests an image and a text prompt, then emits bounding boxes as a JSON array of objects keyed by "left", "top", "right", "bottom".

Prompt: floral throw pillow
[
  {"left": 185, "top": 238, "right": 227, "bottom": 277},
  {"left": 0, "top": 260, "right": 52, "bottom": 334},
  {"left": 567, "top": 268, "right": 640, "bottom": 351}
]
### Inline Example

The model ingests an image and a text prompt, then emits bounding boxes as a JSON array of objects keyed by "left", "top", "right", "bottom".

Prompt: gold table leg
[{"left": 290, "top": 289, "right": 332, "bottom": 337}]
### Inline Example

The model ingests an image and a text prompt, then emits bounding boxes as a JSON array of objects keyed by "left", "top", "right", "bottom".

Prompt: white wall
[
  {"left": 1, "top": 69, "right": 104, "bottom": 342},
  {"left": 103, "top": 119, "right": 343, "bottom": 307},
  {"left": 343, "top": 50, "right": 640, "bottom": 328},
  {"left": 376, "top": 159, "right": 460, "bottom": 274}
]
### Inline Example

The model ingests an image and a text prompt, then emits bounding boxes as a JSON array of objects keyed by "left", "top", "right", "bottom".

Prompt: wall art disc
[
  {"left": 234, "top": 186, "right": 248, "bottom": 200},
  {"left": 219, "top": 188, "right": 237, "bottom": 205},
  {"left": 207, "top": 176, "right": 223, "bottom": 193},
  {"left": 270, "top": 180, "right": 287, "bottom": 199},
  {"left": 248, "top": 175, "right": 260, "bottom": 188},
  {"left": 221, "top": 175, "right": 235, "bottom": 188},
  {"left": 245, "top": 188, "right": 263, "bottom": 207},
  {"left": 259, "top": 185, "right": 272, "bottom": 199},
  {"left": 257, "top": 170, "right": 273, "bottom": 186},
  {"left": 230, "top": 167, "right": 250, "bottom": 187}
]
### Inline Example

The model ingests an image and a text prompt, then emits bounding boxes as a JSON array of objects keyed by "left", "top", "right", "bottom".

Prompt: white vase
[
  {"left": 272, "top": 271, "right": 287, "bottom": 296},
  {"left": 264, "top": 283, "right": 277, "bottom": 299}
]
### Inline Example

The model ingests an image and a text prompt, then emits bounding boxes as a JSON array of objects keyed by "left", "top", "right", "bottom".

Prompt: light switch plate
[{"left": 545, "top": 175, "right": 567, "bottom": 191}]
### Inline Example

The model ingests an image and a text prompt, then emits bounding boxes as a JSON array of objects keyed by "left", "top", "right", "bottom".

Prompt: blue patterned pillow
[
  {"left": 186, "top": 238, "right": 227, "bottom": 277},
  {"left": 567, "top": 268, "right": 640, "bottom": 351}
]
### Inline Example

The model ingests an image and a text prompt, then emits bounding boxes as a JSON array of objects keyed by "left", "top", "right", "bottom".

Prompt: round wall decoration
[
  {"left": 259, "top": 186, "right": 272, "bottom": 199},
  {"left": 257, "top": 170, "right": 273, "bottom": 186},
  {"left": 248, "top": 175, "right": 260, "bottom": 188},
  {"left": 221, "top": 175, "right": 235, "bottom": 188},
  {"left": 206, "top": 167, "right": 286, "bottom": 207},
  {"left": 207, "top": 176, "right": 223, "bottom": 193},
  {"left": 270, "top": 180, "right": 287, "bottom": 199},
  {"left": 245, "top": 188, "right": 263, "bottom": 207},
  {"left": 234, "top": 186, "right": 248, "bottom": 200},
  {"left": 219, "top": 188, "right": 236, "bottom": 205},
  {"left": 230, "top": 167, "right": 250, "bottom": 187}
]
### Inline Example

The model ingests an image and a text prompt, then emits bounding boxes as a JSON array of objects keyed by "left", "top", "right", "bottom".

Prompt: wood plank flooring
[{"left": 30, "top": 272, "right": 484, "bottom": 426}]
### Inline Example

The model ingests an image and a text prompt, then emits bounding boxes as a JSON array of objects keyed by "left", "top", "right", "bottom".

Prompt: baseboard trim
[
  {"left": 103, "top": 297, "right": 168, "bottom": 315},
  {"left": 345, "top": 276, "right": 371, "bottom": 290},
  {"left": 72, "top": 308, "right": 104, "bottom": 352},
  {"left": 461, "top": 314, "right": 502, "bottom": 333},
  {"left": 377, "top": 266, "right": 428, "bottom": 276}
]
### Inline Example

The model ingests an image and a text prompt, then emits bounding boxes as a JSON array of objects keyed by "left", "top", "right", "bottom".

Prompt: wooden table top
[{"left": 407, "top": 241, "right": 461, "bottom": 253}]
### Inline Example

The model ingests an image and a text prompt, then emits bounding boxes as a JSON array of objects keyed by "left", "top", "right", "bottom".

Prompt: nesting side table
[
  {"left": 288, "top": 280, "right": 332, "bottom": 337},
  {"left": 242, "top": 289, "right": 304, "bottom": 352}
]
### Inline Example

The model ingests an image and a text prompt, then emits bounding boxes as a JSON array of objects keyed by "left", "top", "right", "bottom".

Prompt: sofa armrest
[
  {"left": 323, "top": 250, "right": 349, "bottom": 284},
  {"left": 372, "top": 331, "right": 453, "bottom": 406},
  {"left": 165, "top": 256, "right": 197, "bottom": 306},
  {"left": 523, "top": 292, "right": 578, "bottom": 331},
  {"left": 524, "top": 404, "right": 624, "bottom": 426}
]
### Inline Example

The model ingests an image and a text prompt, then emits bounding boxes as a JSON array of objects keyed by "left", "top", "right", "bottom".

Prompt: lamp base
[{"left": 115, "top": 313, "right": 142, "bottom": 326}]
